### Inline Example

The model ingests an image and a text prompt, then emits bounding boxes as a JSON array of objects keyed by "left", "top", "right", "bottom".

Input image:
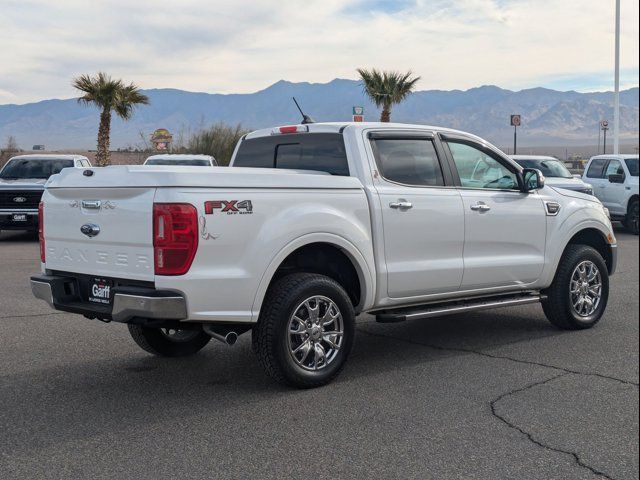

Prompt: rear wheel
[
  {"left": 542, "top": 245, "right": 609, "bottom": 330},
  {"left": 128, "top": 324, "right": 211, "bottom": 357},
  {"left": 623, "top": 199, "right": 639, "bottom": 235},
  {"left": 253, "top": 273, "right": 355, "bottom": 388}
]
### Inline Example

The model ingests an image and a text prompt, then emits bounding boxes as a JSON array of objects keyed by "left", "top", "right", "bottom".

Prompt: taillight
[
  {"left": 153, "top": 203, "right": 198, "bottom": 276},
  {"left": 38, "top": 201, "right": 45, "bottom": 263}
]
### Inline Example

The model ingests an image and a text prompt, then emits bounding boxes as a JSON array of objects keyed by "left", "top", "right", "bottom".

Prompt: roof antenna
[{"left": 292, "top": 97, "right": 315, "bottom": 124}]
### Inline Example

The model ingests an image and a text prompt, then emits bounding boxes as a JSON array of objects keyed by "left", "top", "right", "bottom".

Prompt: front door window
[{"left": 446, "top": 142, "right": 518, "bottom": 190}]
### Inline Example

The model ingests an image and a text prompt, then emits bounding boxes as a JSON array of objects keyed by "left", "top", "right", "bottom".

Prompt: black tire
[
  {"left": 542, "top": 245, "right": 609, "bottom": 330},
  {"left": 128, "top": 324, "right": 211, "bottom": 357},
  {"left": 624, "top": 199, "right": 639, "bottom": 235},
  {"left": 253, "top": 273, "right": 355, "bottom": 388}
]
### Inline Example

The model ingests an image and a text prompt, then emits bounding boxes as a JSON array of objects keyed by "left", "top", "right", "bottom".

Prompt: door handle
[
  {"left": 470, "top": 203, "right": 491, "bottom": 212},
  {"left": 389, "top": 201, "right": 413, "bottom": 209}
]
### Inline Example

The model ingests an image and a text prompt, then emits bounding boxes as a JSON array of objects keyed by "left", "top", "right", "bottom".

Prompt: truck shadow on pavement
[{"left": 0, "top": 307, "right": 573, "bottom": 450}]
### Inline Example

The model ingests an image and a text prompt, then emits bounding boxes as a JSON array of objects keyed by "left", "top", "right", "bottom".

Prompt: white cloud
[{"left": 0, "top": 0, "right": 638, "bottom": 103}]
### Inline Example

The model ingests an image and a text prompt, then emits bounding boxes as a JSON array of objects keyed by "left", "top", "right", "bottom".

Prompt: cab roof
[
  {"left": 589, "top": 154, "right": 639, "bottom": 160},
  {"left": 244, "top": 122, "right": 487, "bottom": 143},
  {"left": 145, "top": 154, "right": 215, "bottom": 161}
]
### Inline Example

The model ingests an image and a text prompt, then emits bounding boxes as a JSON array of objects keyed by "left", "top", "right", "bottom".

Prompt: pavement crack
[
  {"left": 490, "top": 373, "right": 616, "bottom": 480},
  {"left": 357, "top": 328, "right": 626, "bottom": 479},
  {"left": 356, "top": 328, "right": 639, "bottom": 387}
]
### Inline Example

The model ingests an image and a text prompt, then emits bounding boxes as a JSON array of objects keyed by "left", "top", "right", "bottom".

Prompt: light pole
[
  {"left": 598, "top": 122, "right": 601, "bottom": 155},
  {"left": 601, "top": 120, "right": 609, "bottom": 154},
  {"left": 613, "top": 0, "right": 620, "bottom": 154}
]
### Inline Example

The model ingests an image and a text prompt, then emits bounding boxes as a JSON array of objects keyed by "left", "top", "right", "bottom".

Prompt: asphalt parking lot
[{"left": 0, "top": 227, "right": 638, "bottom": 480}]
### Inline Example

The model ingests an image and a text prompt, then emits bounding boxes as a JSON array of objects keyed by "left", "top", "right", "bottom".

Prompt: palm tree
[
  {"left": 73, "top": 72, "right": 149, "bottom": 166},
  {"left": 357, "top": 68, "right": 420, "bottom": 122}
]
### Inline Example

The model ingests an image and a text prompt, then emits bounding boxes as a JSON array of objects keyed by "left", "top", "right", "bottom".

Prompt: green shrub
[{"left": 185, "top": 123, "right": 249, "bottom": 166}]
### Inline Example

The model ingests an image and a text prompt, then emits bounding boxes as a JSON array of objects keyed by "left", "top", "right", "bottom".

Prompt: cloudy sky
[{"left": 1, "top": 0, "right": 638, "bottom": 104}]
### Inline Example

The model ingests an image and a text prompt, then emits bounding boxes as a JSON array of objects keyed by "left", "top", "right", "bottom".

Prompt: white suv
[{"left": 583, "top": 155, "right": 639, "bottom": 234}]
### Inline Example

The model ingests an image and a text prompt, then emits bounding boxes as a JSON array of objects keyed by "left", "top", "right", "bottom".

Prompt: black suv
[{"left": 0, "top": 155, "right": 91, "bottom": 234}]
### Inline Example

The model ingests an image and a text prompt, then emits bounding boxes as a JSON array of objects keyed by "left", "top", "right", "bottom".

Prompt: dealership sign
[{"left": 353, "top": 106, "right": 364, "bottom": 122}]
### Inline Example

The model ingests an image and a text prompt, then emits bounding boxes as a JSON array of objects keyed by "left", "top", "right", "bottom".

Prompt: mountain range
[{"left": 0, "top": 79, "right": 638, "bottom": 150}]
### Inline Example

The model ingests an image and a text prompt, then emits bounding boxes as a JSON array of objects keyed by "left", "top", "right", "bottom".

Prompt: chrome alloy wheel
[
  {"left": 287, "top": 296, "right": 344, "bottom": 371},
  {"left": 160, "top": 328, "right": 201, "bottom": 342},
  {"left": 570, "top": 260, "right": 603, "bottom": 317}
]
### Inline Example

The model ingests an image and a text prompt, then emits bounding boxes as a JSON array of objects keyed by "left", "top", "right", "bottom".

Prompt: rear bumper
[{"left": 30, "top": 274, "right": 187, "bottom": 323}]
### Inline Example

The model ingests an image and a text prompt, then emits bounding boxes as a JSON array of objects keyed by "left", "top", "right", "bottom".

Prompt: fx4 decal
[{"left": 204, "top": 200, "right": 253, "bottom": 215}]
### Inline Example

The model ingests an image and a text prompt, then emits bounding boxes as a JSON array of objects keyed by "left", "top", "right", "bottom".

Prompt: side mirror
[
  {"left": 608, "top": 173, "right": 625, "bottom": 184},
  {"left": 522, "top": 168, "right": 545, "bottom": 192}
]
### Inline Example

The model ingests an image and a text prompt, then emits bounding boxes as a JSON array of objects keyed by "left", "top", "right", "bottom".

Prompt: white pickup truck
[{"left": 31, "top": 123, "right": 617, "bottom": 388}]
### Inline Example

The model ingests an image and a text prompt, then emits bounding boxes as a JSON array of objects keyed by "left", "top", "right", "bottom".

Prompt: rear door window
[
  {"left": 234, "top": 133, "right": 349, "bottom": 176},
  {"left": 625, "top": 158, "right": 638, "bottom": 177},
  {"left": 586, "top": 159, "right": 608, "bottom": 179},
  {"left": 370, "top": 138, "right": 445, "bottom": 187}
]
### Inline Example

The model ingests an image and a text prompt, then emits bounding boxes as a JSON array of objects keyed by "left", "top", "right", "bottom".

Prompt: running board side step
[{"left": 375, "top": 293, "right": 545, "bottom": 323}]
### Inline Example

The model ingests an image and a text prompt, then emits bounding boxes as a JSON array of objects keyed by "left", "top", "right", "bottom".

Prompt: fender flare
[
  {"left": 250, "top": 233, "right": 375, "bottom": 321},
  {"left": 544, "top": 217, "right": 614, "bottom": 284}
]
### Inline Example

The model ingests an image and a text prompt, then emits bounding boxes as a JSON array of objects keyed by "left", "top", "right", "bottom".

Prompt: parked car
[
  {"left": 583, "top": 154, "right": 639, "bottom": 235},
  {"left": 0, "top": 154, "right": 90, "bottom": 235},
  {"left": 144, "top": 154, "right": 217, "bottom": 166},
  {"left": 31, "top": 123, "right": 617, "bottom": 388},
  {"left": 511, "top": 155, "right": 594, "bottom": 195}
]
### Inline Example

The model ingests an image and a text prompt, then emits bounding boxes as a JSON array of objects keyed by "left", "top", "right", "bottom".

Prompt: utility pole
[
  {"left": 613, "top": 0, "right": 620, "bottom": 154},
  {"left": 597, "top": 123, "right": 601, "bottom": 156}
]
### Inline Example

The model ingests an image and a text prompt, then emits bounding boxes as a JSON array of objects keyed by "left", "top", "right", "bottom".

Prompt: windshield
[
  {"left": 0, "top": 158, "right": 74, "bottom": 179},
  {"left": 515, "top": 158, "right": 572, "bottom": 178},
  {"left": 145, "top": 159, "right": 211, "bottom": 166},
  {"left": 625, "top": 158, "right": 639, "bottom": 177}
]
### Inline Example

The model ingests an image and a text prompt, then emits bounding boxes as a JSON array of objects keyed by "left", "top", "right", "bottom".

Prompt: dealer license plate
[{"left": 88, "top": 278, "right": 113, "bottom": 305}]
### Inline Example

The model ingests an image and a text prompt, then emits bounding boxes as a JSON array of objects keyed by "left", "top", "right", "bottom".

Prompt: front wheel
[
  {"left": 128, "top": 324, "right": 211, "bottom": 357},
  {"left": 542, "top": 245, "right": 609, "bottom": 330},
  {"left": 623, "top": 199, "right": 639, "bottom": 235},
  {"left": 253, "top": 273, "right": 355, "bottom": 388}
]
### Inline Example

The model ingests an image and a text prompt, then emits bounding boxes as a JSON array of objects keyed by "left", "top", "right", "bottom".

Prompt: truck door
[
  {"left": 584, "top": 158, "right": 610, "bottom": 204},
  {"left": 442, "top": 136, "right": 547, "bottom": 289},
  {"left": 368, "top": 132, "right": 465, "bottom": 298},
  {"left": 601, "top": 159, "right": 627, "bottom": 215}
]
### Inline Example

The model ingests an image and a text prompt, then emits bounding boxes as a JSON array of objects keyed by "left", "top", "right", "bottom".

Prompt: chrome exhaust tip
[
  {"left": 224, "top": 331, "right": 238, "bottom": 346},
  {"left": 203, "top": 325, "right": 239, "bottom": 346}
]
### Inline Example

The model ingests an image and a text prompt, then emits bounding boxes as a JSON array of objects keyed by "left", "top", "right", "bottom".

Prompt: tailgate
[{"left": 42, "top": 187, "right": 155, "bottom": 281}]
